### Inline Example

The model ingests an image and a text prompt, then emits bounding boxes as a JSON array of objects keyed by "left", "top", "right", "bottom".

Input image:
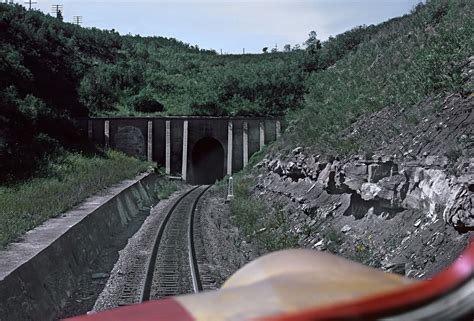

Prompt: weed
[
  {"left": 229, "top": 174, "right": 298, "bottom": 252},
  {"left": 0, "top": 150, "right": 151, "bottom": 247},
  {"left": 352, "top": 242, "right": 374, "bottom": 264},
  {"left": 156, "top": 179, "right": 178, "bottom": 200},
  {"left": 322, "top": 227, "right": 344, "bottom": 253}
]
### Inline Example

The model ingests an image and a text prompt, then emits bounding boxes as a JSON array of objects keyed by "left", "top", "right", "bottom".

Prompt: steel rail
[
  {"left": 188, "top": 185, "right": 211, "bottom": 293},
  {"left": 140, "top": 185, "right": 210, "bottom": 302}
]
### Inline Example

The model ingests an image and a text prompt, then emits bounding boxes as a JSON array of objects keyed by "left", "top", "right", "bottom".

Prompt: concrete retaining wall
[{"left": 0, "top": 173, "right": 163, "bottom": 321}]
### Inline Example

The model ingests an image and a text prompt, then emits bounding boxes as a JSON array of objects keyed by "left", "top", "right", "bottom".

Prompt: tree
[
  {"left": 284, "top": 44, "right": 291, "bottom": 52},
  {"left": 57, "top": 9, "right": 63, "bottom": 21},
  {"left": 304, "top": 30, "right": 321, "bottom": 54},
  {"left": 262, "top": 47, "right": 268, "bottom": 53},
  {"left": 302, "top": 31, "right": 322, "bottom": 72}
]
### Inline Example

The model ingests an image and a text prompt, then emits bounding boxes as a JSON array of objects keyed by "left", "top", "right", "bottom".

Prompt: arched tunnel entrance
[{"left": 191, "top": 137, "right": 225, "bottom": 185}]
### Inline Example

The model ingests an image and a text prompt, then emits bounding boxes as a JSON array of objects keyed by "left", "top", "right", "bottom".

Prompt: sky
[{"left": 13, "top": 0, "right": 423, "bottom": 54}]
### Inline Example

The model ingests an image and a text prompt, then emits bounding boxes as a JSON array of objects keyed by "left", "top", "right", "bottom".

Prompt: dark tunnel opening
[{"left": 191, "top": 137, "right": 225, "bottom": 185}]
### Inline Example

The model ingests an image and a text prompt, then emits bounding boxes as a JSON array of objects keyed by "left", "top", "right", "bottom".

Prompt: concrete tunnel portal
[
  {"left": 191, "top": 137, "right": 225, "bottom": 185},
  {"left": 83, "top": 117, "right": 282, "bottom": 183}
]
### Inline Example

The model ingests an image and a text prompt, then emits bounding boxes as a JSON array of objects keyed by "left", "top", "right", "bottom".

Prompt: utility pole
[
  {"left": 220, "top": 49, "right": 223, "bottom": 55},
  {"left": 51, "top": 4, "right": 63, "bottom": 19},
  {"left": 73, "top": 15, "right": 82, "bottom": 26},
  {"left": 243, "top": 48, "right": 245, "bottom": 54},
  {"left": 24, "top": 0, "right": 37, "bottom": 9}
]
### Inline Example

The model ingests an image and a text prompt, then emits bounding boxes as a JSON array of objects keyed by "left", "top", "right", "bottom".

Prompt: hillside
[
  {"left": 0, "top": 1, "right": 472, "bottom": 317},
  {"left": 1, "top": 0, "right": 471, "bottom": 257},
  {"left": 0, "top": 1, "right": 378, "bottom": 248},
  {"left": 224, "top": 0, "right": 473, "bottom": 280},
  {"left": 0, "top": 4, "right": 209, "bottom": 181},
  {"left": 0, "top": 3, "right": 379, "bottom": 182},
  {"left": 286, "top": 0, "right": 473, "bottom": 154}
]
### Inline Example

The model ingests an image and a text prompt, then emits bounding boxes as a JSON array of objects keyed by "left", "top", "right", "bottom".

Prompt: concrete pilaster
[
  {"left": 87, "top": 120, "right": 93, "bottom": 139},
  {"left": 104, "top": 120, "right": 110, "bottom": 148},
  {"left": 243, "top": 121, "right": 249, "bottom": 167},
  {"left": 227, "top": 121, "right": 233, "bottom": 175},
  {"left": 181, "top": 120, "right": 188, "bottom": 181},
  {"left": 276, "top": 120, "right": 281, "bottom": 139},
  {"left": 165, "top": 120, "right": 171, "bottom": 175},
  {"left": 259, "top": 121, "right": 265, "bottom": 151},
  {"left": 147, "top": 121, "right": 153, "bottom": 162}
]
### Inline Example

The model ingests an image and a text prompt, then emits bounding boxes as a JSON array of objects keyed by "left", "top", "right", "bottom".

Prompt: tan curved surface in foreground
[{"left": 176, "top": 249, "right": 413, "bottom": 321}]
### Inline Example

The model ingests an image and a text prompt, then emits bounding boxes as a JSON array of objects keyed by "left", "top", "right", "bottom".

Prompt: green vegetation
[
  {"left": 321, "top": 227, "right": 344, "bottom": 254},
  {"left": 230, "top": 175, "right": 298, "bottom": 252},
  {"left": 1, "top": 0, "right": 471, "bottom": 247},
  {"left": 2, "top": 1, "right": 471, "bottom": 180},
  {"left": 351, "top": 242, "right": 374, "bottom": 265},
  {"left": 288, "top": 0, "right": 473, "bottom": 153},
  {"left": 0, "top": 2, "right": 378, "bottom": 180},
  {"left": 155, "top": 178, "right": 178, "bottom": 200},
  {"left": 0, "top": 150, "right": 150, "bottom": 247}
]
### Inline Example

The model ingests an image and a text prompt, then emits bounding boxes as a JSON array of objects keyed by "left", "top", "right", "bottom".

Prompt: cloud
[{"left": 12, "top": 0, "right": 421, "bottom": 53}]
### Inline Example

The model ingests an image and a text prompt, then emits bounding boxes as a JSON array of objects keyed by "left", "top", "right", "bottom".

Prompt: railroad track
[{"left": 118, "top": 185, "right": 213, "bottom": 306}]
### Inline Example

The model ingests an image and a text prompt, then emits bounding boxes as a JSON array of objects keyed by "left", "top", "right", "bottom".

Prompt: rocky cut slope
[{"left": 246, "top": 56, "right": 473, "bottom": 278}]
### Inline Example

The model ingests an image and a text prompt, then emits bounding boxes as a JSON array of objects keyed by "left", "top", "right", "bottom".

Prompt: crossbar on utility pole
[
  {"left": 24, "top": 0, "right": 37, "bottom": 9},
  {"left": 51, "top": 4, "right": 63, "bottom": 18},
  {"left": 73, "top": 15, "right": 82, "bottom": 25}
]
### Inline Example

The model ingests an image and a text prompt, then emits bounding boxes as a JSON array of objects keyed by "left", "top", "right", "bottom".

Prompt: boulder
[
  {"left": 343, "top": 162, "right": 368, "bottom": 177},
  {"left": 368, "top": 162, "right": 394, "bottom": 183},
  {"left": 425, "top": 155, "right": 448, "bottom": 167},
  {"left": 443, "top": 185, "right": 474, "bottom": 229},
  {"left": 360, "top": 183, "right": 383, "bottom": 201}
]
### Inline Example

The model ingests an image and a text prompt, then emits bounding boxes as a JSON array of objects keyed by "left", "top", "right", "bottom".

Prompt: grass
[
  {"left": 322, "top": 227, "right": 344, "bottom": 254},
  {"left": 230, "top": 174, "right": 298, "bottom": 252},
  {"left": 156, "top": 178, "right": 178, "bottom": 200},
  {"left": 0, "top": 150, "right": 151, "bottom": 247},
  {"left": 288, "top": 0, "right": 474, "bottom": 155}
]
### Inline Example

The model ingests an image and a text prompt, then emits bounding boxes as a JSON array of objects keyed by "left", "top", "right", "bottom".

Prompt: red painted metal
[
  {"left": 63, "top": 298, "right": 194, "bottom": 321},
  {"left": 259, "top": 240, "right": 474, "bottom": 321}
]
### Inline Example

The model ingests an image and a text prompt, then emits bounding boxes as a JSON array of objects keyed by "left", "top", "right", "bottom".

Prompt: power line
[{"left": 73, "top": 15, "right": 82, "bottom": 26}]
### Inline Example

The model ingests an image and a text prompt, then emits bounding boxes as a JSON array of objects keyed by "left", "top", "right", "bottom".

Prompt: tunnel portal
[{"left": 191, "top": 137, "right": 225, "bottom": 185}]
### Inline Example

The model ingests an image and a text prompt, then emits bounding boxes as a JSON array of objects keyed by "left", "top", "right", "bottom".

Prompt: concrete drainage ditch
[{"left": 0, "top": 173, "right": 177, "bottom": 321}]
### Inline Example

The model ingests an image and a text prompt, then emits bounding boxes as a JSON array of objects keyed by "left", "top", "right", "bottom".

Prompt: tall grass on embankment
[{"left": 0, "top": 150, "right": 151, "bottom": 247}]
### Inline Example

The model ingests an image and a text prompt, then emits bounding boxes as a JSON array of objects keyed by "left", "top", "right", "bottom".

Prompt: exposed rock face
[
  {"left": 263, "top": 153, "right": 473, "bottom": 230},
  {"left": 245, "top": 83, "right": 473, "bottom": 278}
]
